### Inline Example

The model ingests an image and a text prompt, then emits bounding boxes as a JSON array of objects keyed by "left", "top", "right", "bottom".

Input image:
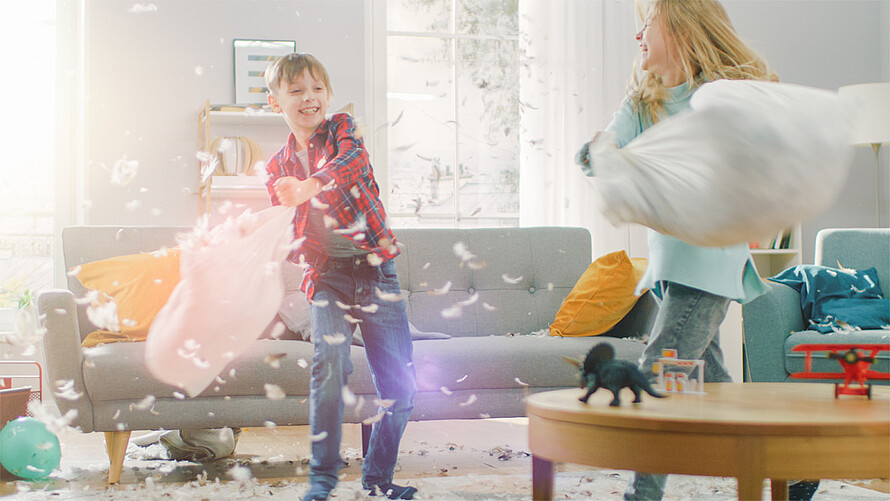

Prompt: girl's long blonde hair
[{"left": 632, "top": 0, "right": 778, "bottom": 124}]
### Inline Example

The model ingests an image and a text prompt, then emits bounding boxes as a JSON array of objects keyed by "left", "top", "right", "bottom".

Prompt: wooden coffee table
[{"left": 527, "top": 383, "right": 889, "bottom": 500}]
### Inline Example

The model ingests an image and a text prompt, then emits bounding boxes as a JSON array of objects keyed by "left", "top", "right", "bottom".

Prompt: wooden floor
[
  {"left": 2, "top": 418, "right": 887, "bottom": 498},
  {"left": 0, "top": 418, "right": 555, "bottom": 495}
]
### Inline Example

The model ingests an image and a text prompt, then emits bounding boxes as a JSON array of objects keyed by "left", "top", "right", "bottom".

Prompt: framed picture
[{"left": 233, "top": 39, "right": 296, "bottom": 105}]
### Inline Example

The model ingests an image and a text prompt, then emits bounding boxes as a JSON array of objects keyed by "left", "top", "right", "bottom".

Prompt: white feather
[{"left": 264, "top": 384, "right": 286, "bottom": 400}]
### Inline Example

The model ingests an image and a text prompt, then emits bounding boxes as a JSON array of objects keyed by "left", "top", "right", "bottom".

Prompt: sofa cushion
[
  {"left": 82, "top": 334, "right": 647, "bottom": 403},
  {"left": 549, "top": 250, "right": 647, "bottom": 337},
  {"left": 82, "top": 340, "right": 365, "bottom": 401},
  {"left": 77, "top": 253, "right": 306, "bottom": 346},
  {"left": 784, "top": 329, "right": 890, "bottom": 378},
  {"left": 411, "top": 335, "right": 645, "bottom": 392},
  {"left": 770, "top": 265, "right": 885, "bottom": 333},
  {"left": 817, "top": 298, "right": 890, "bottom": 332},
  {"left": 75, "top": 249, "right": 180, "bottom": 347},
  {"left": 352, "top": 322, "right": 451, "bottom": 347},
  {"left": 392, "top": 227, "right": 592, "bottom": 337}
]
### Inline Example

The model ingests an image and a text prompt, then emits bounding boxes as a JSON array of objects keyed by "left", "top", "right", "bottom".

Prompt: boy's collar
[{"left": 287, "top": 116, "right": 331, "bottom": 152}]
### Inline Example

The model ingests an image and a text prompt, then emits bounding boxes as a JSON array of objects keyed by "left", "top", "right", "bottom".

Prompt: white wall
[
  {"left": 83, "top": 0, "right": 364, "bottom": 227},
  {"left": 723, "top": 0, "right": 890, "bottom": 263},
  {"left": 595, "top": 0, "right": 889, "bottom": 263},
  {"left": 82, "top": 0, "right": 888, "bottom": 263}
]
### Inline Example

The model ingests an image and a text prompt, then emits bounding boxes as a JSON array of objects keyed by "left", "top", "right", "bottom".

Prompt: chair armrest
[
  {"left": 742, "top": 282, "right": 804, "bottom": 382},
  {"left": 38, "top": 289, "right": 94, "bottom": 432}
]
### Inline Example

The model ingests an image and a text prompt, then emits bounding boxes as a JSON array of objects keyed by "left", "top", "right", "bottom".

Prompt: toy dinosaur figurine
[{"left": 565, "top": 342, "right": 666, "bottom": 407}]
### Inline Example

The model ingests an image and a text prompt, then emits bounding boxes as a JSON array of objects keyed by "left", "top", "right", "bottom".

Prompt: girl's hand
[
  {"left": 590, "top": 131, "right": 605, "bottom": 145},
  {"left": 273, "top": 177, "right": 322, "bottom": 206},
  {"left": 590, "top": 130, "right": 618, "bottom": 151},
  {"left": 577, "top": 132, "right": 606, "bottom": 166}
]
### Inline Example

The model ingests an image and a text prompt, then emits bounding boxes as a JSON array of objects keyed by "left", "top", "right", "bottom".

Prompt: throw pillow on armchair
[{"left": 770, "top": 264, "right": 889, "bottom": 333}]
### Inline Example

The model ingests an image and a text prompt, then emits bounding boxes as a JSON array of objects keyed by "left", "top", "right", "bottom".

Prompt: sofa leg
[
  {"left": 361, "top": 423, "right": 372, "bottom": 458},
  {"left": 104, "top": 430, "right": 131, "bottom": 484}
]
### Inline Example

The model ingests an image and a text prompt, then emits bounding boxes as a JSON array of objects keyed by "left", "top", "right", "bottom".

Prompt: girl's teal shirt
[{"left": 581, "top": 82, "right": 768, "bottom": 303}]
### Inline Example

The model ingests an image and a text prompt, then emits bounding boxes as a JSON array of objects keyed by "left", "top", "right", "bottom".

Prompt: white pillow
[{"left": 590, "top": 80, "right": 856, "bottom": 247}]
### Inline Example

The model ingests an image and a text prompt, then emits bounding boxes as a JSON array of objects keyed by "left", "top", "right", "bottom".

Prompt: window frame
[
  {"left": 367, "top": 0, "right": 520, "bottom": 228},
  {"left": 0, "top": 0, "right": 80, "bottom": 331}
]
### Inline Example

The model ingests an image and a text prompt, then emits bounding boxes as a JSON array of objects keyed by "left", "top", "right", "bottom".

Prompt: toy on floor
[
  {"left": 0, "top": 417, "right": 61, "bottom": 479},
  {"left": 790, "top": 343, "right": 890, "bottom": 399},
  {"left": 654, "top": 349, "right": 706, "bottom": 394},
  {"left": 565, "top": 342, "right": 666, "bottom": 407}
]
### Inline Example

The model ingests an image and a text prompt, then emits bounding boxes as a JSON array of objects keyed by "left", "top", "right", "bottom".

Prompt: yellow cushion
[
  {"left": 75, "top": 249, "right": 180, "bottom": 348},
  {"left": 549, "top": 250, "right": 647, "bottom": 337}
]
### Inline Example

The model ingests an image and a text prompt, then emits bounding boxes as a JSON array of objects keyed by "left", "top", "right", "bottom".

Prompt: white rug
[{"left": 5, "top": 458, "right": 886, "bottom": 500}]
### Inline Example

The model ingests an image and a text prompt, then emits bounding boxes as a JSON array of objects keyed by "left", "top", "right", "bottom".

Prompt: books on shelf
[
  {"left": 768, "top": 227, "right": 793, "bottom": 249},
  {"left": 779, "top": 230, "right": 792, "bottom": 249}
]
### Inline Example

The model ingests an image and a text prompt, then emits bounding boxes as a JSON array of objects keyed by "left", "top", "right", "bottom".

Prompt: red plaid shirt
[{"left": 265, "top": 113, "right": 399, "bottom": 298}]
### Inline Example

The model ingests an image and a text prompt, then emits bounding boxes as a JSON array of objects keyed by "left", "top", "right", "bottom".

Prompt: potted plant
[{"left": 15, "top": 288, "right": 37, "bottom": 335}]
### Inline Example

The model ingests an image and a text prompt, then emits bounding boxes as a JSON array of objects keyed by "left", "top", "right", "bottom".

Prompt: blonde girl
[{"left": 577, "top": 1, "right": 817, "bottom": 499}]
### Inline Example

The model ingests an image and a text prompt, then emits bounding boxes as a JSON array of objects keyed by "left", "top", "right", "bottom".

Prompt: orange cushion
[
  {"left": 75, "top": 249, "right": 180, "bottom": 348},
  {"left": 549, "top": 250, "right": 647, "bottom": 337}
]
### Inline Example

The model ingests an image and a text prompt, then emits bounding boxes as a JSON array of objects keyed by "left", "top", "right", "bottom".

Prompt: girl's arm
[
  {"left": 605, "top": 98, "right": 639, "bottom": 148},
  {"left": 575, "top": 98, "right": 639, "bottom": 176}
]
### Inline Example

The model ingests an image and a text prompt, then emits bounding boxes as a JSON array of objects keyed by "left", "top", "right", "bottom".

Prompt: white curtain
[{"left": 518, "top": 0, "right": 642, "bottom": 260}]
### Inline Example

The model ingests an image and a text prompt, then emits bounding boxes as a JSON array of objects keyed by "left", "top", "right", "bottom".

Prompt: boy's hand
[{"left": 273, "top": 177, "right": 323, "bottom": 206}]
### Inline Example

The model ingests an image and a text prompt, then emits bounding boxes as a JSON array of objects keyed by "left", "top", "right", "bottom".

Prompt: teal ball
[{"left": 0, "top": 417, "right": 61, "bottom": 479}]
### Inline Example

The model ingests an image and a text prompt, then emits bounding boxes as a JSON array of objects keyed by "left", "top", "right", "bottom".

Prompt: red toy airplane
[{"left": 790, "top": 343, "right": 890, "bottom": 398}]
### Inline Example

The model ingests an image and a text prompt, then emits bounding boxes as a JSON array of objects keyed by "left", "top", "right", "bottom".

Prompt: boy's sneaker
[{"left": 365, "top": 482, "right": 418, "bottom": 500}]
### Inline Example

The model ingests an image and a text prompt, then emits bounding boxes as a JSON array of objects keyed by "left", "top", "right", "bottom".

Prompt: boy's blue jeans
[
  {"left": 307, "top": 257, "right": 416, "bottom": 492},
  {"left": 625, "top": 281, "right": 732, "bottom": 501}
]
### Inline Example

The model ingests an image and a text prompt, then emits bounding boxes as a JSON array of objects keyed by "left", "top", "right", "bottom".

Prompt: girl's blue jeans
[
  {"left": 625, "top": 281, "right": 732, "bottom": 501},
  {"left": 307, "top": 257, "right": 416, "bottom": 492}
]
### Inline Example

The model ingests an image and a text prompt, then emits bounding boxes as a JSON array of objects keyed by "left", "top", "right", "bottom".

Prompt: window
[
  {"left": 384, "top": 0, "right": 519, "bottom": 228},
  {"left": 0, "top": 1, "right": 56, "bottom": 329}
]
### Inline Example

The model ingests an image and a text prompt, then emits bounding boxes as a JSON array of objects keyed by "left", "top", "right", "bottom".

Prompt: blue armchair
[{"left": 742, "top": 228, "right": 890, "bottom": 383}]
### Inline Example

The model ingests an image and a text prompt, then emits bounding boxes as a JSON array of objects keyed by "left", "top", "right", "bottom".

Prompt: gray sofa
[
  {"left": 743, "top": 228, "right": 890, "bottom": 383},
  {"left": 39, "top": 225, "right": 656, "bottom": 482}
]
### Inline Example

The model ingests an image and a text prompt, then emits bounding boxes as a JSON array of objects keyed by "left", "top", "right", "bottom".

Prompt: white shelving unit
[
  {"left": 203, "top": 110, "right": 286, "bottom": 126},
  {"left": 748, "top": 224, "right": 803, "bottom": 277},
  {"left": 724, "top": 223, "right": 802, "bottom": 383},
  {"left": 196, "top": 101, "right": 354, "bottom": 218},
  {"left": 207, "top": 176, "right": 269, "bottom": 198},
  {"left": 196, "top": 100, "right": 287, "bottom": 216}
]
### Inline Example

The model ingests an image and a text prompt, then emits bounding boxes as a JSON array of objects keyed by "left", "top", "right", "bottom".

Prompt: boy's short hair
[{"left": 264, "top": 53, "right": 332, "bottom": 96}]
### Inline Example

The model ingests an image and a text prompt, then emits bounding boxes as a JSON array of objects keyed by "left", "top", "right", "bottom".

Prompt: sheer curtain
[{"left": 518, "top": 0, "right": 640, "bottom": 259}]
